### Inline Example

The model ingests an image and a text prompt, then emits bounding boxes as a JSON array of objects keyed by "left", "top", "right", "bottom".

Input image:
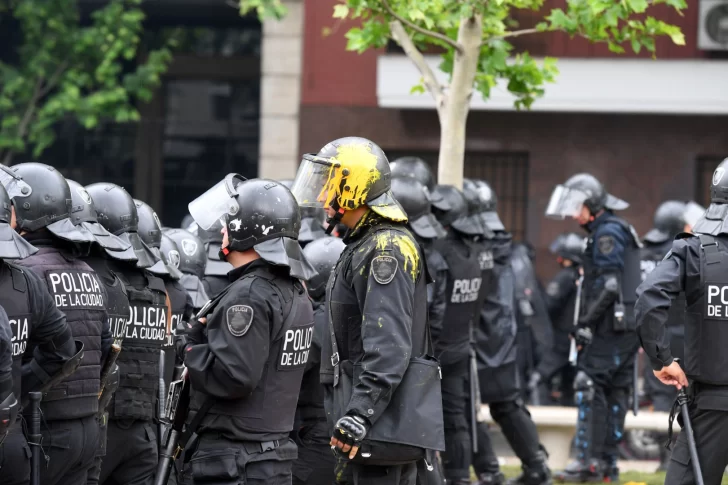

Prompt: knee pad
[
  {"left": 573, "top": 371, "right": 595, "bottom": 403},
  {"left": 489, "top": 400, "right": 521, "bottom": 422}
]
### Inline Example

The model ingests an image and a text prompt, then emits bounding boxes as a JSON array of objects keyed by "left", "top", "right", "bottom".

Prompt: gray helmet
[
  {"left": 301, "top": 236, "right": 346, "bottom": 300},
  {"left": 643, "top": 200, "right": 687, "bottom": 244},
  {"left": 0, "top": 181, "right": 37, "bottom": 259},
  {"left": 134, "top": 199, "right": 176, "bottom": 277},
  {"left": 390, "top": 176, "right": 445, "bottom": 240},
  {"left": 390, "top": 156, "right": 450, "bottom": 211},
  {"left": 156, "top": 232, "right": 184, "bottom": 279},
  {"left": 5, "top": 163, "right": 94, "bottom": 243},
  {"left": 692, "top": 158, "right": 728, "bottom": 235},
  {"left": 431, "top": 185, "right": 483, "bottom": 236},
  {"left": 468, "top": 179, "right": 505, "bottom": 232},
  {"left": 66, "top": 179, "right": 134, "bottom": 258},
  {"left": 545, "top": 173, "right": 628, "bottom": 219},
  {"left": 460, "top": 181, "right": 491, "bottom": 238},
  {"left": 549, "top": 232, "right": 585, "bottom": 264},
  {"left": 85, "top": 183, "right": 158, "bottom": 268},
  {"left": 164, "top": 228, "right": 206, "bottom": 278}
]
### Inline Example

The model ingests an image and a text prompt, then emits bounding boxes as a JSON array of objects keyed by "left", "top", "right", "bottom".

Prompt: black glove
[
  {"left": 332, "top": 414, "right": 370, "bottom": 451},
  {"left": 185, "top": 320, "right": 205, "bottom": 348},
  {"left": 572, "top": 325, "right": 593, "bottom": 348}
]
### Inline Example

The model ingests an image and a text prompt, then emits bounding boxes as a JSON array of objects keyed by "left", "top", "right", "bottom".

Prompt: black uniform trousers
[
  {"left": 440, "top": 357, "right": 472, "bottom": 481},
  {"left": 39, "top": 415, "right": 100, "bottom": 485},
  {"left": 99, "top": 419, "right": 158, "bottom": 485},
  {"left": 0, "top": 423, "right": 31, "bottom": 485},
  {"left": 87, "top": 415, "right": 108, "bottom": 485},
  {"left": 665, "top": 405, "right": 728, "bottom": 485},
  {"left": 180, "top": 434, "right": 297, "bottom": 485},
  {"left": 292, "top": 420, "right": 336, "bottom": 485},
  {"left": 334, "top": 458, "right": 418, "bottom": 485},
  {"left": 576, "top": 334, "right": 638, "bottom": 461},
  {"left": 536, "top": 329, "right": 576, "bottom": 406}
]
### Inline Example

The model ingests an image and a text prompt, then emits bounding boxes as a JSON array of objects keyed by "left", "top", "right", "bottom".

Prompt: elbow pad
[{"left": 579, "top": 275, "right": 620, "bottom": 326}]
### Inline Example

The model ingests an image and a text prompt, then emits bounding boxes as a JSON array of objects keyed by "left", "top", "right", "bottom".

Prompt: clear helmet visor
[
  {"left": 0, "top": 165, "right": 32, "bottom": 199},
  {"left": 290, "top": 155, "right": 339, "bottom": 209},
  {"left": 544, "top": 185, "right": 588, "bottom": 220},
  {"left": 684, "top": 201, "right": 706, "bottom": 229},
  {"left": 188, "top": 174, "right": 245, "bottom": 231}
]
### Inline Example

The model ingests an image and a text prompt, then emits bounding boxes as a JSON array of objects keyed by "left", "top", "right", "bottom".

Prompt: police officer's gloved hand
[
  {"left": 572, "top": 324, "right": 593, "bottom": 348},
  {"left": 332, "top": 414, "right": 370, "bottom": 459},
  {"left": 185, "top": 320, "right": 206, "bottom": 347}
]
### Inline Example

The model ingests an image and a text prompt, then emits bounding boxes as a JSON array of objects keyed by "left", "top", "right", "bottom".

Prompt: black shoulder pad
[
  {"left": 675, "top": 232, "right": 696, "bottom": 240},
  {"left": 146, "top": 273, "right": 168, "bottom": 294},
  {"left": 5, "top": 263, "right": 27, "bottom": 293}
]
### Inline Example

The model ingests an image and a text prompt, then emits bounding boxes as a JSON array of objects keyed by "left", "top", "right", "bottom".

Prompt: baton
[
  {"left": 633, "top": 349, "right": 639, "bottom": 416},
  {"left": 568, "top": 275, "right": 584, "bottom": 366},
  {"left": 672, "top": 358, "right": 704, "bottom": 485},
  {"left": 28, "top": 392, "right": 42, "bottom": 485}
]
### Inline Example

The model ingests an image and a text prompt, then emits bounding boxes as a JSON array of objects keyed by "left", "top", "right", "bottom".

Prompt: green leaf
[
  {"left": 631, "top": 37, "right": 641, "bottom": 53},
  {"left": 410, "top": 83, "right": 426, "bottom": 95},
  {"left": 626, "top": 0, "right": 649, "bottom": 13},
  {"left": 333, "top": 4, "right": 350, "bottom": 19}
]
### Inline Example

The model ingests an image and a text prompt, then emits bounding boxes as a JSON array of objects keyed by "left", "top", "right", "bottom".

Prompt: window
[
  {"left": 696, "top": 156, "right": 727, "bottom": 207},
  {"left": 385, "top": 150, "right": 530, "bottom": 242}
]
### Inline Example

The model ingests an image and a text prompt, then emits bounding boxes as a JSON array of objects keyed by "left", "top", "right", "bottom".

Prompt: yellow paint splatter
[
  {"left": 377, "top": 317, "right": 384, "bottom": 328},
  {"left": 317, "top": 143, "right": 381, "bottom": 210},
  {"left": 370, "top": 202, "right": 408, "bottom": 222},
  {"left": 373, "top": 231, "right": 420, "bottom": 281}
]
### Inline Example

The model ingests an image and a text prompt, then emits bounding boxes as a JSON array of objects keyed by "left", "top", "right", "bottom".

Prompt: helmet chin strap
[{"left": 325, "top": 201, "right": 346, "bottom": 236}]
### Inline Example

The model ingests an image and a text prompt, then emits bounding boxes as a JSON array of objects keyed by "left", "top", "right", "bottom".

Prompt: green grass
[{"left": 500, "top": 465, "right": 728, "bottom": 485}]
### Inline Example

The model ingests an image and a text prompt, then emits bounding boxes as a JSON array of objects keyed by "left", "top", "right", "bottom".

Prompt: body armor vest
[
  {"left": 432, "top": 236, "right": 484, "bottom": 365},
  {"left": 641, "top": 241, "right": 686, "bottom": 330},
  {"left": 582, "top": 214, "right": 642, "bottom": 332},
  {"left": 685, "top": 235, "right": 728, "bottom": 385},
  {"left": 0, "top": 262, "right": 33, "bottom": 402},
  {"left": 296, "top": 302, "right": 326, "bottom": 424},
  {"left": 19, "top": 247, "right": 106, "bottom": 420},
  {"left": 163, "top": 278, "right": 189, "bottom": 387},
  {"left": 190, "top": 266, "right": 314, "bottom": 434},
  {"left": 107, "top": 261, "right": 168, "bottom": 421},
  {"left": 83, "top": 256, "right": 130, "bottom": 343},
  {"left": 180, "top": 274, "right": 210, "bottom": 310}
]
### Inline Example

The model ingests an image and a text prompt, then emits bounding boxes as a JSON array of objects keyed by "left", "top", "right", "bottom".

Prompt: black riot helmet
[
  {"left": 156, "top": 232, "right": 183, "bottom": 279},
  {"left": 390, "top": 156, "right": 450, "bottom": 211},
  {"left": 164, "top": 228, "right": 206, "bottom": 278},
  {"left": 692, "top": 158, "right": 728, "bottom": 235},
  {"left": 549, "top": 232, "right": 585, "bottom": 264},
  {"left": 4, "top": 163, "right": 94, "bottom": 243},
  {"left": 460, "top": 181, "right": 491, "bottom": 237},
  {"left": 545, "top": 173, "right": 628, "bottom": 219},
  {"left": 188, "top": 175, "right": 316, "bottom": 279},
  {"left": 390, "top": 176, "right": 445, "bottom": 240},
  {"left": 469, "top": 179, "right": 505, "bottom": 232},
  {"left": 301, "top": 236, "right": 346, "bottom": 300},
  {"left": 291, "top": 137, "right": 407, "bottom": 233},
  {"left": 0, "top": 181, "right": 37, "bottom": 259},
  {"left": 85, "top": 183, "right": 159, "bottom": 268},
  {"left": 134, "top": 199, "right": 175, "bottom": 276},
  {"left": 431, "top": 185, "right": 482, "bottom": 236},
  {"left": 643, "top": 200, "right": 687, "bottom": 244}
]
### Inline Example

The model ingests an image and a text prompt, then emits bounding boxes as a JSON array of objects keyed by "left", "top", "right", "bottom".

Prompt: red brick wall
[{"left": 299, "top": 106, "right": 728, "bottom": 281}]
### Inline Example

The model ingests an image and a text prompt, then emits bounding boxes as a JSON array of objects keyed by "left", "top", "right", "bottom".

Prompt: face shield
[
  {"left": 188, "top": 174, "right": 246, "bottom": 231},
  {"left": 544, "top": 185, "right": 588, "bottom": 220},
  {"left": 290, "top": 154, "right": 339, "bottom": 209},
  {"left": 0, "top": 165, "right": 32, "bottom": 200}
]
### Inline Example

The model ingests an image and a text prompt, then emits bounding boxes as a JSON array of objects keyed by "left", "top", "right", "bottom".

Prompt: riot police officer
[
  {"left": 0, "top": 172, "right": 79, "bottom": 485},
  {"left": 291, "top": 137, "right": 445, "bottom": 485},
  {"left": 65, "top": 178, "right": 135, "bottom": 485},
  {"left": 184, "top": 220, "right": 232, "bottom": 298},
  {"left": 467, "top": 180, "right": 550, "bottom": 485},
  {"left": 86, "top": 183, "right": 169, "bottom": 485},
  {"left": 545, "top": 173, "right": 641, "bottom": 482},
  {"left": 5, "top": 163, "right": 109, "bottom": 485},
  {"left": 0, "top": 305, "right": 15, "bottom": 441},
  {"left": 182, "top": 176, "right": 315, "bottom": 484},
  {"left": 639, "top": 200, "right": 688, "bottom": 470},
  {"left": 390, "top": 156, "right": 451, "bottom": 214},
  {"left": 635, "top": 157, "right": 728, "bottom": 484},
  {"left": 532, "top": 233, "right": 584, "bottom": 406},
  {"left": 163, "top": 228, "right": 209, "bottom": 311},
  {"left": 293, "top": 236, "right": 346, "bottom": 485}
]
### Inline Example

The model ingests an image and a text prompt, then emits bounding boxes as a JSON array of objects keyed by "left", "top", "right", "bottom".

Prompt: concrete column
[{"left": 258, "top": 0, "right": 304, "bottom": 180}]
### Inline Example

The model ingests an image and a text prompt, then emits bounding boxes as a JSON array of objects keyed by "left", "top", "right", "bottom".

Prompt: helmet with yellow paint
[{"left": 290, "top": 137, "right": 407, "bottom": 226}]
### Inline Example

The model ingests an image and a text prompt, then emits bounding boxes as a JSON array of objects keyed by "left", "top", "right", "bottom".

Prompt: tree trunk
[{"left": 437, "top": 15, "right": 482, "bottom": 189}]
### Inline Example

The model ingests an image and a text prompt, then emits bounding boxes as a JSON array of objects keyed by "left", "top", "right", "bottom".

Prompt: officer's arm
[
  {"left": 635, "top": 241, "right": 687, "bottom": 370},
  {"left": 544, "top": 270, "right": 577, "bottom": 318},
  {"left": 185, "top": 279, "right": 272, "bottom": 399},
  {"left": 21, "top": 270, "right": 76, "bottom": 393},
  {"left": 580, "top": 224, "right": 627, "bottom": 326},
  {"left": 428, "top": 266, "right": 448, "bottom": 346},
  {"left": 346, "top": 234, "right": 417, "bottom": 425},
  {"left": 481, "top": 244, "right": 517, "bottom": 335}
]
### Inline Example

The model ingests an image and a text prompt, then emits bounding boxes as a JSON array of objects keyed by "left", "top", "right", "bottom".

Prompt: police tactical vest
[
  {"left": 84, "top": 256, "right": 130, "bottom": 343},
  {"left": 108, "top": 263, "right": 168, "bottom": 421},
  {"left": 0, "top": 263, "right": 33, "bottom": 401},
  {"left": 163, "top": 278, "right": 189, "bottom": 386},
  {"left": 190, "top": 267, "right": 314, "bottom": 434},
  {"left": 432, "top": 236, "right": 484, "bottom": 365},
  {"left": 180, "top": 274, "right": 209, "bottom": 310},
  {"left": 684, "top": 235, "right": 728, "bottom": 385},
  {"left": 19, "top": 247, "right": 106, "bottom": 420},
  {"left": 296, "top": 302, "right": 326, "bottom": 424},
  {"left": 641, "top": 241, "right": 686, "bottom": 329}
]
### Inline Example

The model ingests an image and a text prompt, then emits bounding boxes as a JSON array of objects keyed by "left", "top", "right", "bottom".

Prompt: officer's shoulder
[
  {"left": 145, "top": 272, "right": 167, "bottom": 293},
  {"left": 595, "top": 220, "right": 629, "bottom": 239},
  {"left": 3, "top": 261, "right": 32, "bottom": 289}
]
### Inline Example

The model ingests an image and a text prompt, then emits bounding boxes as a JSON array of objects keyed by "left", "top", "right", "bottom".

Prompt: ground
[{"left": 501, "top": 466, "right": 728, "bottom": 485}]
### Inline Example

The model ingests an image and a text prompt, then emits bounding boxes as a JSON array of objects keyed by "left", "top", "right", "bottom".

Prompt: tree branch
[
  {"left": 2, "top": 76, "right": 43, "bottom": 166},
  {"left": 389, "top": 20, "right": 446, "bottom": 118},
  {"left": 381, "top": 0, "right": 464, "bottom": 54},
  {"left": 38, "top": 61, "right": 68, "bottom": 99},
  {"left": 489, "top": 28, "right": 542, "bottom": 42}
]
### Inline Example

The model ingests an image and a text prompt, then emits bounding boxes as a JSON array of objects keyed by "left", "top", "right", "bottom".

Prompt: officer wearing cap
[
  {"left": 181, "top": 176, "right": 315, "bottom": 484},
  {"left": 635, "top": 158, "right": 728, "bottom": 484},
  {"left": 465, "top": 180, "right": 550, "bottom": 485},
  {"left": 532, "top": 233, "right": 584, "bottom": 406},
  {"left": 85, "top": 183, "right": 170, "bottom": 485},
  {"left": 65, "top": 178, "right": 135, "bottom": 485},
  {"left": 0, "top": 171, "right": 78, "bottom": 485},
  {"left": 291, "top": 137, "right": 444, "bottom": 485},
  {"left": 292, "top": 236, "right": 346, "bottom": 485},
  {"left": 545, "top": 173, "right": 642, "bottom": 482},
  {"left": 3, "top": 163, "right": 107, "bottom": 485}
]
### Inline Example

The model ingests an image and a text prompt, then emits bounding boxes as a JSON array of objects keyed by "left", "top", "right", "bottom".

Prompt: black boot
[
  {"left": 477, "top": 471, "right": 505, "bottom": 485},
  {"left": 506, "top": 465, "right": 552, "bottom": 485},
  {"left": 601, "top": 456, "right": 619, "bottom": 483},
  {"left": 553, "top": 459, "right": 604, "bottom": 483}
]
